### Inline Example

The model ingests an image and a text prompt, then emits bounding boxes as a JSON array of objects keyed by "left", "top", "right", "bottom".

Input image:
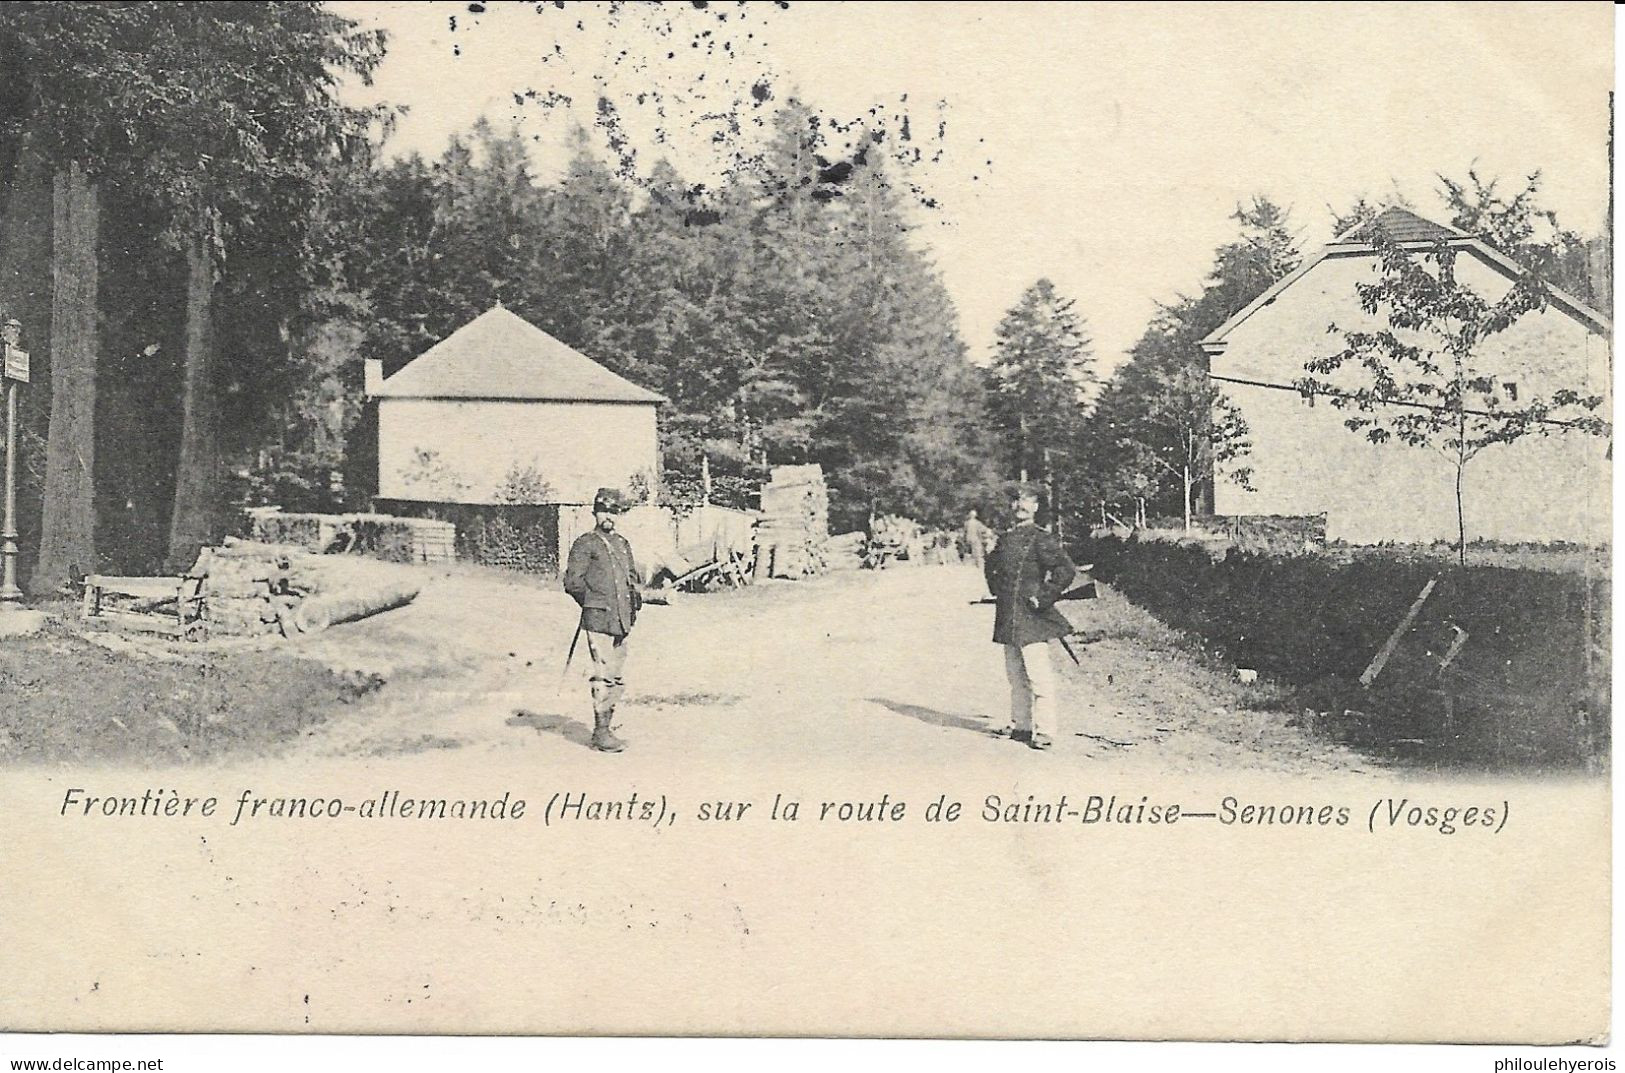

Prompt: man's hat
[{"left": 593, "top": 486, "right": 631, "bottom": 514}]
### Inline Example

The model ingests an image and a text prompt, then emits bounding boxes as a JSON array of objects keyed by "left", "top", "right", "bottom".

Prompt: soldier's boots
[
  {"left": 590, "top": 681, "right": 627, "bottom": 753},
  {"left": 590, "top": 711, "right": 627, "bottom": 753}
]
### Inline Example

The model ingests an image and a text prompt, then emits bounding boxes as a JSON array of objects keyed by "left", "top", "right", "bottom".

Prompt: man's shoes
[
  {"left": 590, "top": 712, "right": 627, "bottom": 753},
  {"left": 1028, "top": 733, "right": 1053, "bottom": 751}
]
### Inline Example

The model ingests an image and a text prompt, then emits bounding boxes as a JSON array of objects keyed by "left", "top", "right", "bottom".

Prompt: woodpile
[
  {"left": 753, "top": 464, "right": 830, "bottom": 579},
  {"left": 412, "top": 520, "right": 457, "bottom": 564},
  {"left": 196, "top": 545, "right": 297, "bottom": 637},
  {"left": 198, "top": 540, "right": 420, "bottom": 639},
  {"left": 83, "top": 538, "right": 423, "bottom": 641}
]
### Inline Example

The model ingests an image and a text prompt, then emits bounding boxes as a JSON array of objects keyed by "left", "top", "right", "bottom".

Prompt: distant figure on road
[
  {"left": 983, "top": 486, "right": 1077, "bottom": 750},
  {"left": 963, "top": 508, "right": 995, "bottom": 569},
  {"left": 563, "top": 487, "right": 644, "bottom": 753}
]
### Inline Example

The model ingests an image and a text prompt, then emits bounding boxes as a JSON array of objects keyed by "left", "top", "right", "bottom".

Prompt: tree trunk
[
  {"left": 1183, "top": 463, "right": 1193, "bottom": 532},
  {"left": 166, "top": 226, "right": 218, "bottom": 571},
  {"left": 1454, "top": 459, "right": 1466, "bottom": 568},
  {"left": 33, "top": 161, "right": 98, "bottom": 592},
  {"left": 1454, "top": 414, "right": 1468, "bottom": 568}
]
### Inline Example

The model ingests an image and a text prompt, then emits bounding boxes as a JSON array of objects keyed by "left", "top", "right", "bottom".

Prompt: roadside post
[{"left": 0, "top": 316, "right": 28, "bottom": 605}]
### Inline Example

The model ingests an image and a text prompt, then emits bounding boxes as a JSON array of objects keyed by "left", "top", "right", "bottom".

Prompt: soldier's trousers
[
  {"left": 586, "top": 630, "right": 630, "bottom": 718},
  {"left": 1003, "top": 641, "right": 1057, "bottom": 740}
]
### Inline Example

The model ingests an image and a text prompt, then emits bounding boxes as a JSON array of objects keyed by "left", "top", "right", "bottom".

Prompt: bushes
[
  {"left": 372, "top": 501, "right": 563, "bottom": 574},
  {"left": 1080, "top": 533, "right": 1609, "bottom": 769},
  {"left": 459, "top": 508, "right": 560, "bottom": 575},
  {"left": 346, "top": 517, "right": 418, "bottom": 564}
]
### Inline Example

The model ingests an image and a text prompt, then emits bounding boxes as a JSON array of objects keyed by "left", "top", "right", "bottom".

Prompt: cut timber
[
  {"left": 217, "top": 536, "right": 310, "bottom": 558},
  {"left": 753, "top": 463, "right": 830, "bottom": 580},
  {"left": 1359, "top": 577, "right": 1437, "bottom": 688},
  {"left": 292, "top": 582, "right": 420, "bottom": 634}
]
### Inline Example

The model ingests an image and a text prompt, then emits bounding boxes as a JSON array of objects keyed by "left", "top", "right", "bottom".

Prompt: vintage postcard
[{"left": 0, "top": 0, "right": 1614, "bottom": 1049}]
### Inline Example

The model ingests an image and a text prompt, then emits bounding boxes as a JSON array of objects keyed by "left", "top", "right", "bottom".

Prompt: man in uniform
[
  {"left": 983, "top": 486, "right": 1077, "bottom": 750},
  {"left": 563, "top": 487, "right": 644, "bottom": 753}
]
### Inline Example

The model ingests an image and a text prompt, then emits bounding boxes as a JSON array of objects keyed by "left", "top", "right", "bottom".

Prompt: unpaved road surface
[
  {"left": 4, "top": 561, "right": 1447, "bottom": 1037},
  {"left": 294, "top": 561, "right": 1371, "bottom": 776}
]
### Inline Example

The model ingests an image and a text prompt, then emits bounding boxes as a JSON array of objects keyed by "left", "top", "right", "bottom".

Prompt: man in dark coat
[
  {"left": 983, "top": 486, "right": 1077, "bottom": 750},
  {"left": 562, "top": 487, "right": 644, "bottom": 753}
]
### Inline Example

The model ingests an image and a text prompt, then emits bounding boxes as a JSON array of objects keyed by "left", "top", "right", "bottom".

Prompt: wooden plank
[
  {"left": 88, "top": 609, "right": 186, "bottom": 636},
  {"left": 86, "top": 576, "right": 186, "bottom": 602},
  {"left": 1359, "top": 577, "right": 1437, "bottom": 688}
]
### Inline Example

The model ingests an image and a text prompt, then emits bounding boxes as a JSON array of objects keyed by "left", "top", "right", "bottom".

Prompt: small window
[{"left": 1502, "top": 381, "right": 1519, "bottom": 402}]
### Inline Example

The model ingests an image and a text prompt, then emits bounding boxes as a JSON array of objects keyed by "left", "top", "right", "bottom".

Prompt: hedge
[
  {"left": 248, "top": 512, "right": 418, "bottom": 564},
  {"left": 376, "top": 501, "right": 562, "bottom": 575},
  {"left": 1078, "top": 533, "right": 1610, "bottom": 769}
]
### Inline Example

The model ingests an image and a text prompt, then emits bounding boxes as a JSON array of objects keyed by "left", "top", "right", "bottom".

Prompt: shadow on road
[
  {"left": 866, "top": 697, "right": 1003, "bottom": 737},
  {"left": 508, "top": 709, "right": 594, "bottom": 748}
]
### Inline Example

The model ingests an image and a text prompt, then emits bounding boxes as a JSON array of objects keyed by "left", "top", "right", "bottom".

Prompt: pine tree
[
  {"left": 1085, "top": 197, "right": 1298, "bottom": 529},
  {"left": 986, "top": 279, "right": 1093, "bottom": 526}
]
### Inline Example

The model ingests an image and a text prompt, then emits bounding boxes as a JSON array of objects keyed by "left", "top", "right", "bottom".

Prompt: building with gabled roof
[
  {"left": 365, "top": 305, "right": 664, "bottom": 508},
  {"left": 1200, "top": 206, "right": 1611, "bottom": 545}
]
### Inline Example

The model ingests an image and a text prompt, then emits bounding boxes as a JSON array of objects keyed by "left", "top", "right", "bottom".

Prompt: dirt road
[
  {"left": 3, "top": 561, "right": 1416, "bottom": 1037},
  {"left": 297, "top": 562, "right": 1370, "bottom": 776}
]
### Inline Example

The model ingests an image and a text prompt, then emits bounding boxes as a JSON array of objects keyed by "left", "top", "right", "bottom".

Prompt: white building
[
  {"left": 1200, "top": 207, "right": 1611, "bottom": 546},
  {"left": 365, "top": 305, "right": 664, "bottom": 508}
]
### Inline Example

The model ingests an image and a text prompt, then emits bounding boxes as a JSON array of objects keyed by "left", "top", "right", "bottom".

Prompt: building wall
[
  {"left": 377, "top": 398, "right": 659, "bottom": 506},
  {"left": 1212, "top": 251, "right": 1612, "bottom": 545}
]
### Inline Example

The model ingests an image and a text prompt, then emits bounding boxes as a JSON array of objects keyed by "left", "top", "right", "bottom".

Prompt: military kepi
[{"left": 593, "top": 487, "right": 631, "bottom": 514}]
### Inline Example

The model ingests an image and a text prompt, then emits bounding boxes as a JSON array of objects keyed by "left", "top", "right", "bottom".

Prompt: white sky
[{"left": 333, "top": 1, "right": 1614, "bottom": 372}]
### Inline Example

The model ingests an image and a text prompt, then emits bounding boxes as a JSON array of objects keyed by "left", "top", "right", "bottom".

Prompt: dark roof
[
  {"left": 1339, "top": 205, "right": 1466, "bottom": 244},
  {"left": 376, "top": 305, "right": 665, "bottom": 403}
]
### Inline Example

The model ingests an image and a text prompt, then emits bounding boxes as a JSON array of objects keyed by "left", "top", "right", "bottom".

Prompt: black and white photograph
[{"left": 0, "top": 0, "right": 1615, "bottom": 1064}]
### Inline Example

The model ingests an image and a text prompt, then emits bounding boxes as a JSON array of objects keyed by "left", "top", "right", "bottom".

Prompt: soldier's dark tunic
[
  {"left": 983, "top": 523, "right": 1077, "bottom": 646},
  {"left": 563, "top": 529, "right": 642, "bottom": 637}
]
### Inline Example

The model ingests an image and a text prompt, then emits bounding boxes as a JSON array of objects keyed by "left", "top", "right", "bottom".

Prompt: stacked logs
[
  {"left": 193, "top": 543, "right": 306, "bottom": 637},
  {"left": 192, "top": 540, "right": 420, "bottom": 639},
  {"left": 753, "top": 464, "right": 831, "bottom": 580}
]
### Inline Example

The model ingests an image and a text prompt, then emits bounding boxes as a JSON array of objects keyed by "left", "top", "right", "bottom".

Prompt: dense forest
[{"left": 0, "top": 3, "right": 1607, "bottom": 590}]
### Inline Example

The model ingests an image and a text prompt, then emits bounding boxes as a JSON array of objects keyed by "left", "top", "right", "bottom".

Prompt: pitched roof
[
  {"left": 1202, "top": 207, "right": 1611, "bottom": 352},
  {"left": 1336, "top": 205, "right": 1466, "bottom": 245},
  {"left": 375, "top": 305, "right": 665, "bottom": 403}
]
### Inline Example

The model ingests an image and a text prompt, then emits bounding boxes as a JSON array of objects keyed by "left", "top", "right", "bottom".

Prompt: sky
[{"left": 331, "top": 1, "right": 1614, "bottom": 372}]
